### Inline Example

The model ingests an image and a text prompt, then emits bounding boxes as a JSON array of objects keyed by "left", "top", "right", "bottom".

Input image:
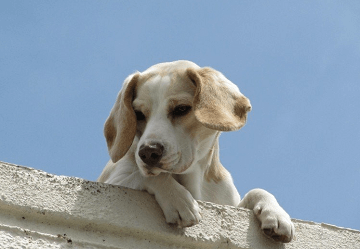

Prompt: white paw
[
  {"left": 254, "top": 202, "right": 295, "bottom": 243},
  {"left": 156, "top": 189, "right": 202, "bottom": 228}
]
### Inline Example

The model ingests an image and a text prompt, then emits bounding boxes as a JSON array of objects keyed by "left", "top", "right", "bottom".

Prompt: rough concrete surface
[{"left": 0, "top": 161, "right": 359, "bottom": 249}]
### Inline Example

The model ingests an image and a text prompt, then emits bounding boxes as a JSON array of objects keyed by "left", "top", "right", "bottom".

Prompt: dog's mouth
[
  {"left": 143, "top": 166, "right": 166, "bottom": 176},
  {"left": 141, "top": 159, "right": 193, "bottom": 177},
  {"left": 141, "top": 163, "right": 182, "bottom": 177}
]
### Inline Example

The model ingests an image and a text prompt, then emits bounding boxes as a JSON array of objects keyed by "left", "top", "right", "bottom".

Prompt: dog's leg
[
  {"left": 143, "top": 173, "right": 201, "bottom": 228},
  {"left": 239, "top": 188, "right": 295, "bottom": 243}
]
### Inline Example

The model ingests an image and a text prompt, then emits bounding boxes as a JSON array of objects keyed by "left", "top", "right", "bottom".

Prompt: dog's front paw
[
  {"left": 254, "top": 202, "right": 295, "bottom": 243},
  {"left": 157, "top": 189, "right": 202, "bottom": 228}
]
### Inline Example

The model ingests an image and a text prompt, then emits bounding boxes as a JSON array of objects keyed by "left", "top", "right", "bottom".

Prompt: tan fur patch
[
  {"left": 187, "top": 67, "right": 251, "bottom": 132},
  {"left": 104, "top": 74, "right": 139, "bottom": 163},
  {"left": 104, "top": 115, "right": 116, "bottom": 149},
  {"left": 204, "top": 134, "right": 228, "bottom": 183},
  {"left": 97, "top": 161, "right": 116, "bottom": 182}
]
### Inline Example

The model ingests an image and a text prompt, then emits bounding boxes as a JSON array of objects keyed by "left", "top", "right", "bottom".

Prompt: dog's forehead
[{"left": 136, "top": 71, "right": 195, "bottom": 102}]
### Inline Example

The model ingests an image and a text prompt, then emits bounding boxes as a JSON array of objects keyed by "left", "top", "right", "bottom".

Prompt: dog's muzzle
[{"left": 138, "top": 142, "right": 164, "bottom": 167}]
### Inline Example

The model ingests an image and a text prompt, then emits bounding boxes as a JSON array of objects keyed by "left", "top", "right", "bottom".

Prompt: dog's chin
[
  {"left": 139, "top": 166, "right": 166, "bottom": 177},
  {"left": 137, "top": 157, "right": 193, "bottom": 177},
  {"left": 139, "top": 164, "right": 189, "bottom": 177}
]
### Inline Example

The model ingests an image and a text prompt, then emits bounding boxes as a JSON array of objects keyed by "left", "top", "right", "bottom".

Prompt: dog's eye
[
  {"left": 172, "top": 105, "right": 192, "bottom": 117},
  {"left": 135, "top": 111, "right": 146, "bottom": 121}
]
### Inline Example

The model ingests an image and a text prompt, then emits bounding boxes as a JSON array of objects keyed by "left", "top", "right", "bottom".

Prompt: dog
[{"left": 98, "top": 60, "right": 294, "bottom": 243}]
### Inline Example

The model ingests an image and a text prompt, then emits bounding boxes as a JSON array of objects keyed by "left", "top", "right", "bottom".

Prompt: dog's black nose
[{"left": 138, "top": 142, "right": 164, "bottom": 167}]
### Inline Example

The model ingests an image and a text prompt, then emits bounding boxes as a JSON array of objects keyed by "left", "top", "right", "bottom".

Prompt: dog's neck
[
  {"left": 204, "top": 135, "right": 227, "bottom": 183},
  {"left": 176, "top": 131, "right": 228, "bottom": 199}
]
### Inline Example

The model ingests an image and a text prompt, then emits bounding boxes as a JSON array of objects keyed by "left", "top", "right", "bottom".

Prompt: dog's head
[{"left": 104, "top": 60, "right": 251, "bottom": 177}]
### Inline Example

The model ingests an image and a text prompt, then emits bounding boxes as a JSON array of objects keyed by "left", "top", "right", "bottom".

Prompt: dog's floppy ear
[
  {"left": 187, "top": 67, "right": 251, "bottom": 131},
  {"left": 104, "top": 73, "right": 139, "bottom": 163}
]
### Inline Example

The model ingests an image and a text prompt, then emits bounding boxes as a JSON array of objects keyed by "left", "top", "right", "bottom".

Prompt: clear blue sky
[{"left": 1, "top": 1, "right": 359, "bottom": 230}]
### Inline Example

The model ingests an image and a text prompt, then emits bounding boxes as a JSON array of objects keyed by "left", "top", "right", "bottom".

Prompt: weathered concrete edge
[{"left": 1, "top": 161, "right": 359, "bottom": 249}]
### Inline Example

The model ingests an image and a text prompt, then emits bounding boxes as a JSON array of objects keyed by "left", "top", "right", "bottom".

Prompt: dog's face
[
  {"left": 133, "top": 73, "right": 212, "bottom": 176},
  {"left": 104, "top": 61, "right": 251, "bottom": 177}
]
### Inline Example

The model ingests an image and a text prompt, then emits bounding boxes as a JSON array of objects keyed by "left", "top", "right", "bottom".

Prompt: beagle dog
[{"left": 98, "top": 60, "right": 294, "bottom": 243}]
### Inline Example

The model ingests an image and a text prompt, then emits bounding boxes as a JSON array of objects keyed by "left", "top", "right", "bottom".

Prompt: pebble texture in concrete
[{"left": 0, "top": 161, "right": 359, "bottom": 248}]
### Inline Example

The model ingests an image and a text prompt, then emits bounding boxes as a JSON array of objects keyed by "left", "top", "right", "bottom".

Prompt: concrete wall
[{"left": 0, "top": 161, "right": 359, "bottom": 249}]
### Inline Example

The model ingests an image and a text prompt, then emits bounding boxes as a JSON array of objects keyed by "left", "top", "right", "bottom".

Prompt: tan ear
[
  {"left": 187, "top": 67, "right": 251, "bottom": 131},
  {"left": 104, "top": 73, "right": 139, "bottom": 162}
]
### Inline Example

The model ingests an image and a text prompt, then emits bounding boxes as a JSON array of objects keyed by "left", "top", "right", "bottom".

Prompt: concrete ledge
[{"left": 0, "top": 161, "right": 359, "bottom": 248}]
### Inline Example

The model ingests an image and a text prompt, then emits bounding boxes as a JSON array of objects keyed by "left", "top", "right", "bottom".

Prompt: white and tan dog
[{"left": 98, "top": 60, "right": 294, "bottom": 243}]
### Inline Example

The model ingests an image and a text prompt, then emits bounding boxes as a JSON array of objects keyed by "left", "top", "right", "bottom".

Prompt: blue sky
[{"left": 1, "top": 1, "right": 360, "bottom": 230}]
